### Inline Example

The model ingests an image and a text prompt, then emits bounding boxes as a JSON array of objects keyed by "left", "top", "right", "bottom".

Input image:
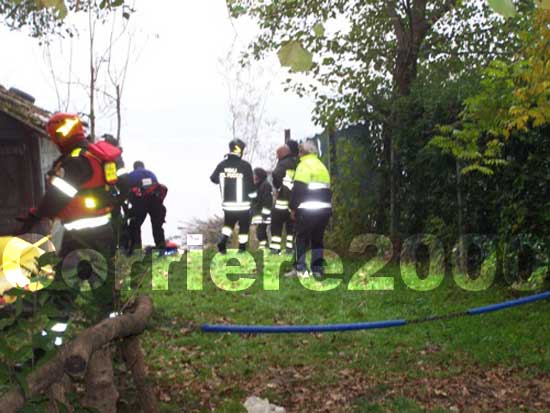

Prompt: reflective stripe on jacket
[
  {"left": 290, "top": 154, "right": 332, "bottom": 211},
  {"left": 54, "top": 148, "right": 114, "bottom": 223}
]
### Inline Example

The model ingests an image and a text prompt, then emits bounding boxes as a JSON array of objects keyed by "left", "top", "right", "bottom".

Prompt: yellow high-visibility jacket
[{"left": 290, "top": 154, "right": 332, "bottom": 211}]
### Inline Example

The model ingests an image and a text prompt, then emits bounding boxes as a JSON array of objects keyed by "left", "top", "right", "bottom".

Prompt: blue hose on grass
[
  {"left": 467, "top": 291, "right": 550, "bottom": 316},
  {"left": 202, "top": 319, "right": 407, "bottom": 334},
  {"left": 201, "top": 291, "right": 550, "bottom": 335}
]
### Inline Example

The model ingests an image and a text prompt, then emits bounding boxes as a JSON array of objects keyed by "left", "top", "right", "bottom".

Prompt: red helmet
[{"left": 46, "top": 113, "right": 85, "bottom": 152}]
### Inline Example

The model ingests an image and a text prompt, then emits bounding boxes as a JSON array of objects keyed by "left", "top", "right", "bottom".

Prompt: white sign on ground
[{"left": 187, "top": 234, "right": 203, "bottom": 250}]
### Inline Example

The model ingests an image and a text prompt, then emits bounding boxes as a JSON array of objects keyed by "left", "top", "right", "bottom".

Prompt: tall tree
[{"left": 228, "top": 0, "right": 527, "bottom": 241}]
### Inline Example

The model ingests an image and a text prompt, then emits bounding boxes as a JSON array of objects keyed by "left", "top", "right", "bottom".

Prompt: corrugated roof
[{"left": 0, "top": 85, "right": 50, "bottom": 138}]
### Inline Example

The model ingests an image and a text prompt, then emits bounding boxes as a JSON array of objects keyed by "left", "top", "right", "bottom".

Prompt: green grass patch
[{"left": 122, "top": 251, "right": 550, "bottom": 412}]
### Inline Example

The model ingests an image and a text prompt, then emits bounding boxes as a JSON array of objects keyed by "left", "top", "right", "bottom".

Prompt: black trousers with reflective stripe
[
  {"left": 223, "top": 210, "right": 251, "bottom": 233},
  {"left": 271, "top": 208, "right": 294, "bottom": 250},
  {"left": 129, "top": 194, "right": 166, "bottom": 251},
  {"left": 222, "top": 210, "right": 251, "bottom": 245},
  {"left": 257, "top": 223, "right": 268, "bottom": 244},
  {"left": 294, "top": 210, "right": 331, "bottom": 272}
]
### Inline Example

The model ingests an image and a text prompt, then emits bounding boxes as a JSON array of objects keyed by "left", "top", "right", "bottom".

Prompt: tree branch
[
  {"left": 387, "top": 0, "right": 406, "bottom": 46},
  {"left": 0, "top": 296, "right": 154, "bottom": 413}
]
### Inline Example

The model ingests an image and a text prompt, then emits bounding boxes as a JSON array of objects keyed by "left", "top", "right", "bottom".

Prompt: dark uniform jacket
[
  {"left": 252, "top": 179, "right": 273, "bottom": 224},
  {"left": 210, "top": 154, "right": 255, "bottom": 211},
  {"left": 272, "top": 155, "right": 298, "bottom": 209}
]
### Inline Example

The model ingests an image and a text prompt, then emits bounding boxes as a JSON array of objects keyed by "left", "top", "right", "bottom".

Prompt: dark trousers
[
  {"left": 257, "top": 223, "right": 268, "bottom": 248},
  {"left": 129, "top": 195, "right": 166, "bottom": 251},
  {"left": 271, "top": 208, "right": 294, "bottom": 252},
  {"left": 54, "top": 223, "right": 116, "bottom": 321},
  {"left": 294, "top": 210, "right": 331, "bottom": 272},
  {"left": 220, "top": 210, "right": 251, "bottom": 249}
]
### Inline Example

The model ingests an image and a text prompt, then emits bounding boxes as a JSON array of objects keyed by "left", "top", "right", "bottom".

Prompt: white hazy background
[{"left": 0, "top": 0, "right": 320, "bottom": 243}]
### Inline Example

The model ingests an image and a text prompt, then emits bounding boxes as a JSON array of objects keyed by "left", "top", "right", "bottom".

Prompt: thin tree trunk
[
  {"left": 456, "top": 159, "right": 466, "bottom": 271},
  {"left": 116, "top": 84, "right": 122, "bottom": 144},
  {"left": 379, "top": 125, "right": 391, "bottom": 234},
  {"left": 328, "top": 122, "right": 338, "bottom": 179},
  {"left": 389, "top": 133, "right": 397, "bottom": 240},
  {"left": 89, "top": 2, "right": 96, "bottom": 141}
]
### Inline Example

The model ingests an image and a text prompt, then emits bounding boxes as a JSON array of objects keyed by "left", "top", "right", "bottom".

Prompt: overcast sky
[{"left": 0, "top": 0, "right": 321, "bottom": 243}]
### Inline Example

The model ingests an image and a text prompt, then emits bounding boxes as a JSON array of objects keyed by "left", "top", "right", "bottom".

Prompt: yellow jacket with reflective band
[
  {"left": 290, "top": 154, "right": 332, "bottom": 210},
  {"left": 294, "top": 154, "right": 331, "bottom": 185}
]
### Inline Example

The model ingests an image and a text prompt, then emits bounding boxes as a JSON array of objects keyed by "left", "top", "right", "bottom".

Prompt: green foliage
[
  {"left": 227, "top": 0, "right": 528, "bottom": 127},
  {"left": 487, "top": 0, "right": 517, "bottom": 17},
  {"left": 0, "top": 0, "right": 132, "bottom": 38},
  {"left": 325, "top": 128, "right": 382, "bottom": 251},
  {"left": 36, "top": 0, "right": 68, "bottom": 19},
  {"left": 432, "top": 9, "right": 550, "bottom": 175},
  {"left": 277, "top": 40, "right": 313, "bottom": 72}
]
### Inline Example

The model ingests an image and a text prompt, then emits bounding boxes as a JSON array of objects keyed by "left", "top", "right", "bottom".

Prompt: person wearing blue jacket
[{"left": 127, "top": 161, "right": 168, "bottom": 254}]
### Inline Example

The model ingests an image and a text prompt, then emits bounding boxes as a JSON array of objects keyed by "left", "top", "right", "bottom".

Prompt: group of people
[
  {"left": 18, "top": 113, "right": 168, "bottom": 309},
  {"left": 211, "top": 138, "right": 332, "bottom": 278},
  {"left": 11, "top": 111, "right": 331, "bottom": 326}
]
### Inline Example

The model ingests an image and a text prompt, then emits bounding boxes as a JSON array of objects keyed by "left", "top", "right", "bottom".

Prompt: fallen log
[
  {"left": 122, "top": 336, "right": 160, "bottom": 413},
  {"left": 64, "top": 295, "right": 153, "bottom": 377},
  {"left": 0, "top": 295, "right": 154, "bottom": 413},
  {"left": 48, "top": 374, "right": 73, "bottom": 413},
  {"left": 82, "top": 348, "right": 118, "bottom": 413}
]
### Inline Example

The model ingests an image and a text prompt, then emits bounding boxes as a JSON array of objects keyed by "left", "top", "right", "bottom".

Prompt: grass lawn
[{"left": 123, "top": 250, "right": 550, "bottom": 412}]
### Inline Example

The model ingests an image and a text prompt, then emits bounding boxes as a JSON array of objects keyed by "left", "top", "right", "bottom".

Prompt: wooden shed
[{"left": 0, "top": 85, "right": 58, "bottom": 236}]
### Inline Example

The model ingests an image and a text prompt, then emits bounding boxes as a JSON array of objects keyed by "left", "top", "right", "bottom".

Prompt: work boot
[
  {"left": 284, "top": 268, "right": 309, "bottom": 278},
  {"left": 312, "top": 271, "right": 324, "bottom": 280},
  {"left": 217, "top": 241, "right": 227, "bottom": 255},
  {"left": 238, "top": 244, "right": 247, "bottom": 254}
]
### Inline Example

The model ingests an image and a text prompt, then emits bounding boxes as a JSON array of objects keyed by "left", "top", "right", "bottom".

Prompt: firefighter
[
  {"left": 270, "top": 140, "right": 299, "bottom": 255},
  {"left": 286, "top": 139, "right": 332, "bottom": 279},
  {"left": 127, "top": 161, "right": 168, "bottom": 255},
  {"left": 251, "top": 167, "right": 273, "bottom": 250},
  {"left": 210, "top": 139, "right": 255, "bottom": 253},
  {"left": 100, "top": 133, "right": 131, "bottom": 251},
  {"left": 18, "top": 113, "right": 123, "bottom": 325}
]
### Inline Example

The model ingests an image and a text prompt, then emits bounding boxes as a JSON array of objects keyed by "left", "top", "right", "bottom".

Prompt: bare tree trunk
[
  {"left": 379, "top": 125, "right": 390, "bottom": 234},
  {"left": 456, "top": 159, "right": 466, "bottom": 271},
  {"left": 383, "top": 0, "right": 456, "bottom": 253},
  {"left": 328, "top": 122, "right": 338, "bottom": 179},
  {"left": 82, "top": 348, "right": 119, "bottom": 413},
  {"left": 122, "top": 336, "right": 160, "bottom": 413},
  {"left": 89, "top": 2, "right": 96, "bottom": 141},
  {"left": 116, "top": 84, "right": 122, "bottom": 143},
  {"left": 389, "top": 133, "right": 397, "bottom": 240}
]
